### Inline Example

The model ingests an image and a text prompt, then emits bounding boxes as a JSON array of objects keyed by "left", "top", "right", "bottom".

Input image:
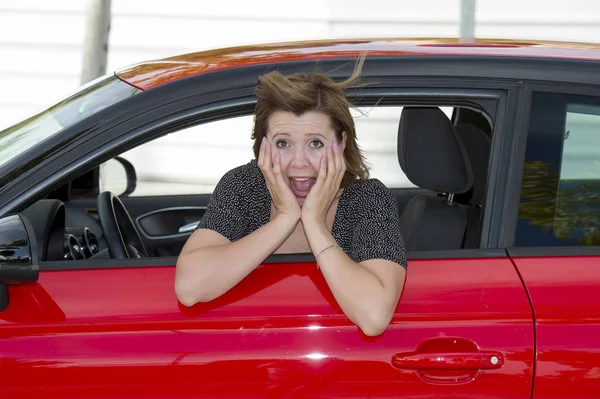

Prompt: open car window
[
  {"left": 49, "top": 98, "right": 494, "bottom": 262},
  {"left": 100, "top": 106, "right": 454, "bottom": 196}
]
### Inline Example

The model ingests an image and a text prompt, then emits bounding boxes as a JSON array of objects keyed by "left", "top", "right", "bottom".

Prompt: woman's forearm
[
  {"left": 175, "top": 215, "right": 298, "bottom": 305},
  {"left": 303, "top": 220, "right": 399, "bottom": 336}
]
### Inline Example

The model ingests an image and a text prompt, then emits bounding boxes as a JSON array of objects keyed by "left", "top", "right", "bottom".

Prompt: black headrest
[
  {"left": 454, "top": 123, "right": 491, "bottom": 205},
  {"left": 398, "top": 107, "right": 473, "bottom": 194}
]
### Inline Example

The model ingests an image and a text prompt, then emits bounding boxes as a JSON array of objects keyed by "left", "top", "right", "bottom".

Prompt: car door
[
  {"left": 0, "top": 53, "right": 537, "bottom": 396},
  {"left": 508, "top": 88, "right": 600, "bottom": 398},
  {"left": 0, "top": 253, "right": 533, "bottom": 398},
  {"left": 0, "top": 98, "right": 534, "bottom": 398}
]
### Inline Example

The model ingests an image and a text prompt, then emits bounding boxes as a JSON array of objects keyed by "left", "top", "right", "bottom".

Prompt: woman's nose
[{"left": 291, "top": 149, "right": 310, "bottom": 167}]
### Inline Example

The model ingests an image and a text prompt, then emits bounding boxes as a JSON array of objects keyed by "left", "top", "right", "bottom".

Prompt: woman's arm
[
  {"left": 301, "top": 142, "right": 406, "bottom": 336},
  {"left": 176, "top": 139, "right": 301, "bottom": 306},
  {"left": 303, "top": 220, "right": 406, "bottom": 337},
  {"left": 175, "top": 214, "right": 298, "bottom": 305}
]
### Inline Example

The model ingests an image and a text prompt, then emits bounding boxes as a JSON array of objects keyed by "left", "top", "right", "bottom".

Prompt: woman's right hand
[{"left": 258, "top": 138, "right": 301, "bottom": 221}]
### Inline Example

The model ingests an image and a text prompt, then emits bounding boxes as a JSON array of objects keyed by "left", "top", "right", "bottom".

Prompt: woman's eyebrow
[{"left": 271, "top": 132, "right": 327, "bottom": 139}]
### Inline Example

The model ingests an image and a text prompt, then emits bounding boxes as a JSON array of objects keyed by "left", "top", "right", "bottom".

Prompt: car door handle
[
  {"left": 178, "top": 222, "right": 199, "bottom": 234},
  {"left": 392, "top": 351, "right": 504, "bottom": 370}
]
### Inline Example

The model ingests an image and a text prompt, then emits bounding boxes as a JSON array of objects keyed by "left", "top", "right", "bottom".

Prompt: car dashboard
[{"left": 17, "top": 199, "right": 107, "bottom": 262}]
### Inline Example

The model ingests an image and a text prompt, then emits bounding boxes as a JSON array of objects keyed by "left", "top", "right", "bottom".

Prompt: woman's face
[{"left": 266, "top": 110, "right": 346, "bottom": 203}]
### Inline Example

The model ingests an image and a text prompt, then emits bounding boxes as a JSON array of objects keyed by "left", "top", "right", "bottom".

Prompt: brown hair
[{"left": 251, "top": 56, "right": 369, "bottom": 187}]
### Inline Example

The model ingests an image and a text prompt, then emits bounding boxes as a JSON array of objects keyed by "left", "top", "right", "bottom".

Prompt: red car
[{"left": 0, "top": 38, "right": 599, "bottom": 398}]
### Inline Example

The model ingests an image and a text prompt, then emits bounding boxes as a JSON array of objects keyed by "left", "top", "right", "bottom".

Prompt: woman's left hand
[{"left": 301, "top": 141, "right": 346, "bottom": 226}]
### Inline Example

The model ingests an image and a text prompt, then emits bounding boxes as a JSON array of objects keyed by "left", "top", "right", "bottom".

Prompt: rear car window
[{"left": 516, "top": 92, "right": 600, "bottom": 247}]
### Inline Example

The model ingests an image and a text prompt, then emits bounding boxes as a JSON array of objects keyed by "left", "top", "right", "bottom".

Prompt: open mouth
[{"left": 289, "top": 177, "right": 316, "bottom": 198}]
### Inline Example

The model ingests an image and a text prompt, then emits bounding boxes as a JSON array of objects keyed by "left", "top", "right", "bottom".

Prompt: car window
[
  {"left": 516, "top": 92, "right": 600, "bottom": 247},
  {"left": 101, "top": 106, "right": 454, "bottom": 196}
]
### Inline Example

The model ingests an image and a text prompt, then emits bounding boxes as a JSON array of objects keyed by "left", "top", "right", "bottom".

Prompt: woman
[{"left": 175, "top": 59, "right": 407, "bottom": 337}]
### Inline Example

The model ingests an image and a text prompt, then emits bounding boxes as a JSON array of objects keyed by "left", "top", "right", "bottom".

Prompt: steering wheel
[{"left": 97, "top": 191, "right": 147, "bottom": 259}]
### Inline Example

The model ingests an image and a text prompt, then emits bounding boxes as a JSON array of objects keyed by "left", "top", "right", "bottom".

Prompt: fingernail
[
  {"left": 334, "top": 141, "right": 339, "bottom": 149},
  {"left": 262, "top": 137, "right": 266, "bottom": 146},
  {"left": 275, "top": 151, "right": 280, "bottom": 158}
]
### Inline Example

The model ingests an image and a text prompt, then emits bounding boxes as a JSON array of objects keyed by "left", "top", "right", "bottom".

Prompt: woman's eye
[
  {"left": 275, "top": 140, "right": 289, "bottom": 148},
  {"left": 309, "top": 140, "right": 324, "bottom": 149}
]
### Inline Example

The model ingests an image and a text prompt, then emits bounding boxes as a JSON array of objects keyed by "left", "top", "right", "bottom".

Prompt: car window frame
[
  {"left": 31, "top": 82, "right": 520, "bottom": 271},
  {"left": 504, "top": 82, "right": 600, "bottom": 256},
  {"left": 0, "top": 55, "right": 535, "bottom": 271}
]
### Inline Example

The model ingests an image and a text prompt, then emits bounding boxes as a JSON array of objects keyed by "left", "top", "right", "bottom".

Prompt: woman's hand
[
  {"left": 258, "top": 138, "right": 301, "bottom": 221},
  {"left": 301, "top": 141, "right": 346, "bottom": 227}
]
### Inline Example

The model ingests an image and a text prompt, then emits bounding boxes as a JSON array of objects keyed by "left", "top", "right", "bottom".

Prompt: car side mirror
[
  {"left": 99, "top": 156, "right": 137, "bottom": 197},
  {"left": 0, "top": 214, "right": 40, "bottom": 312}
]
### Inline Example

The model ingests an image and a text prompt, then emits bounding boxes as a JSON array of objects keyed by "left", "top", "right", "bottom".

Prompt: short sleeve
[
  {"left": 195, "top": 168, "right": 246, "bottom": 242},
  {"left": 350, "top": 180, "right": 407, "bottom": 269}
]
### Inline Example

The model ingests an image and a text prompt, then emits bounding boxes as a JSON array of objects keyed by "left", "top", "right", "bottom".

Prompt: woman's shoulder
[
  {"left": 345, "top": 178, "right": 394, "bottom": 199},
  {"left": 342, "top": 178, "right": 398, "bottom": 213},
  {"left": 212, "top": 159, "right": 264, "bottom": 200},
  {"left": 218, "top": 159, "right": 262, "bottom": 186}
]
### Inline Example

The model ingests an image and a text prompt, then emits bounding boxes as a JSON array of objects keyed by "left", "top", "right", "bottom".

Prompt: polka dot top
[{"left": 196, "top": 160, "right": 407, "bottom": 269}]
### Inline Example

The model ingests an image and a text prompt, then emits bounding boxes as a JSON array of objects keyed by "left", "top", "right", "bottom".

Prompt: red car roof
[{"left": 116, "top": 38, "right": 600, "bottom": 91}]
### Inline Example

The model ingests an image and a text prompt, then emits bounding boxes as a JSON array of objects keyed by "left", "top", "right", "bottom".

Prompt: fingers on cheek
[
  {"left": 267, "top": 144, "right": 274, "bottom": 164},
  {"left": 329, "top": 147, "right": 337, "bottom": 176},
  {"left": 335, "top": 144, "right": 343, "bottom": 169},
  {"left": 336, "top": 147, "right": 345, "bottom": 178},
  {"left": 321, "top": 156, "right": 327, "bottom": 175}
]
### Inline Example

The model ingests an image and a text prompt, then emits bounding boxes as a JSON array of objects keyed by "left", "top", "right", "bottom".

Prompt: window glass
[
  {"left": 561, "top": 106, "right": 600, "bottom": 180},
  {"left": 0, "top": 75, "right": 139, "bottom": 174},
  {"left": 101, "top": 106, "right": 454, "bottom": 196},
  {"left": 106, "top": 115, "right": 256, "bottom": 196},
  {"left": 516, "top": 92, "right": 600, "bottom": 247}
]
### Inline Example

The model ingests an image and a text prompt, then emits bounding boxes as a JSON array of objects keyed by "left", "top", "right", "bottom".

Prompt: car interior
[{"left": 15, "top": 104, "right": 493, "bottom": 264}]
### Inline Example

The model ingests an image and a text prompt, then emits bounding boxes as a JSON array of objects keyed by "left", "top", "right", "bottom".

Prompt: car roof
[{"left": 116, "top": 37, "right": 600, "bottom": 91}]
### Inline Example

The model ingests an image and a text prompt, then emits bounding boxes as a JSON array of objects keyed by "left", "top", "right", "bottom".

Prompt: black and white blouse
[{"left": 196, "top": 160, "right": 407, "bottom": 269}]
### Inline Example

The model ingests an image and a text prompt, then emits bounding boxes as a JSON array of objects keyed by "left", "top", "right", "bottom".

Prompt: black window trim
[{"left": 503, "top": 82, "right": 600, "bottom": 256}]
